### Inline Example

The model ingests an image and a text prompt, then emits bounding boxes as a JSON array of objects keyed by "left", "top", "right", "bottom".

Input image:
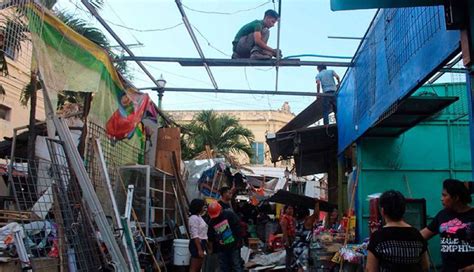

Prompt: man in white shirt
[{"left": 316, "top": 65, "right": 340, "bottom": 125}]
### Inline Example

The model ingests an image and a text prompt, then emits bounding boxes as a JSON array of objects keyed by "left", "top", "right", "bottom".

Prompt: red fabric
[
  {"left": 280, "top": 214, "right": 296, "bottom": 237},
  {"left": 105, "top": 94, "right": 150, "bottom": 140}
]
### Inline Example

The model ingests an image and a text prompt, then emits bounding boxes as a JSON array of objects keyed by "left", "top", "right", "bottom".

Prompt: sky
[{"left": 55, "top": 0, "right": 377, "bottom": 114}]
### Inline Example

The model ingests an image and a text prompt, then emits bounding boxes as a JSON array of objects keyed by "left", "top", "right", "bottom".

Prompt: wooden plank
[
  {"left": 171, "top": 151, "right": 189, "bottom": 206},
  {"left": 155, "top": 127, "right": 181, "bottom": 174}
]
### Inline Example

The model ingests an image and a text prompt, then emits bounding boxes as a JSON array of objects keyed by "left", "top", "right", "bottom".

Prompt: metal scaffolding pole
[
  {"left": 137, "top": 87, "right": 333, "bottom": 97},
  {"left": 80, "top": 0, "right": 161, "bottom": 89},
  {"left": 275, "top": 0, "right": 282, "bottom": 92},
  {"left": 117, "top": 56, "right": 352, "bottom": 67},
  {"left": 428, "top": 54, "right": 463, "bottom": 84},
  {"left": 175, "top": 0, "right": 218, "bottom": 89}
]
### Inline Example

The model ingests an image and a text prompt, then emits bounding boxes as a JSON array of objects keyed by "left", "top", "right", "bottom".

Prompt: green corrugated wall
[{"left": 355, "top": 82, "right": 471, "bottom": 266}]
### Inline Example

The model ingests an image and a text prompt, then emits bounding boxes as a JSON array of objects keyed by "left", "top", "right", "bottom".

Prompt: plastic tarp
[
  {"left": 183, "top": 158, "right": 225, "bottom": 200},
  {"left": 266, "top": 190, "right": 336, "bottom": 212}
]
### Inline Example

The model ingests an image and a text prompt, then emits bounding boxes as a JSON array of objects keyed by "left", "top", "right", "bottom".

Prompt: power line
[
  {"left": 104, "top": 1, "right": 142, "bottom": 45},
  {"left": 192, "top": 24, "right": 230, "bottom": 57},
  {"left": 175, "top": 0, "right": 218, "bottom": 89},
  {"left": 182, "top": 1, "right": 271, "bottom": 15},
  {"left": 105, "top": 20, "right": 184, "bottom": 33},
  {"left": 142, "top": 63, "right": 214, "bottom": 87}
]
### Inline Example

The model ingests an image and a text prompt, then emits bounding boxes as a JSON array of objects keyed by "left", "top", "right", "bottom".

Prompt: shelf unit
[{"left": 117, "top": 165, "right": 178, "bottom": 238}]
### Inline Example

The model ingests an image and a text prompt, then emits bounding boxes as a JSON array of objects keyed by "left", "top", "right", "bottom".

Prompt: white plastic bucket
[{"left": 173, "top": 239, "right": 191, "bottom": 266}]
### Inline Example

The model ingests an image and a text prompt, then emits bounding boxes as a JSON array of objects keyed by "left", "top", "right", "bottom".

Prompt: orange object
[
  {"left": 3, "top": 234, "right": 13, "bottom": 245},
  {"left": 255, "top": 187, "right": 265, "bottom": 196},
  {"left": 207, "top": 201, "right": 222, "bottom": 218},
  {"left": 268, "top": 234, "right": 284, "bottom": 251},
  {"left": 251, "top": 196, "right": 259, "bottom": 206}
]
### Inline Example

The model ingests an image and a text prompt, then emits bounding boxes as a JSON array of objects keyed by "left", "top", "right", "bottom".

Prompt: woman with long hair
[
  {"left": 421, "top": 179, "right": 473, "bottom": 272},
  {"left": 188, "top": 199, "right": 208, "bottom": 272},
  {"left": 324, "top": 207, "right": 340, "bottom": 231},
  {"left": 280, "top": 205, "right": 295, "bottom": 272},
  {"left": 292, "top": 203, "right": 319, "bottom": 272}
]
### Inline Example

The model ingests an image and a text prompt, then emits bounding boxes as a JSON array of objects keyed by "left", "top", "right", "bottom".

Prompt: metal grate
[
  {"left": 354, "top": 33, "right": 377, "bottom": 123},
  {"left": 8, "top": 141, "right": 104, "bottom": 271},
  {"left": 84, "top": 121, "right": 144, "bottom": 223},
  {"left": 447, "top": 67, "right": 468, "bottom": 117},
  {"left": 384, "top": 6, "right": 443, "bottom": 82}
]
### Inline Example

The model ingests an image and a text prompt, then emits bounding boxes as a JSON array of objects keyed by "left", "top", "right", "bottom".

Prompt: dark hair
[
  {"left": 189, "top": 199, "right": 206, "bottom": 215},
  {"left": 443, "top": 179, "right": 472, "bottom": 204},
  {"left": 264, "top": 9, "right": 279, "bottom": 19},
  {"left": 283, "top": 204, "right": 294, "bottom": 212},
  {"left": 379, "top": 190, "right": 406, "bottom": 221},
  {"left": 219, "top": 186, "right": 231, "bottom": 195},
  {"left": 317, "top": 65, "right": 327, "bottom": 71},
  {"left": 295, "top": 207, "right": 310, "bottom": 220},
  {"left": 328, "top": 206, "right": 337, "bottom": 213}
]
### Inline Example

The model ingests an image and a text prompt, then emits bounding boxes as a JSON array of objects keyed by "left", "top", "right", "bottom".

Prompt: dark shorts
[{"left": 189, "top": 239, "right": 207, "bottom": 258}]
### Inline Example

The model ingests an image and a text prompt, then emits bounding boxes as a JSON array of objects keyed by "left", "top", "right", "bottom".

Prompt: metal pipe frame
[
  {"left": 275, "top": 0, "right": 282, "bottom": 92},
  {"left": 137, "top": 87, "right": 334, "bottom": 97},
  {"left": 117, "top": 56, "right": 352, "bottom": 67},
  {"left": 428, "top": 54, "right": 463, "bottom": 84},
  {"left": 175, "top": 0, "right": 218, "bottom": 89},
  {"left": 80, "top": 1, "right": 161, "bottom": 89}
]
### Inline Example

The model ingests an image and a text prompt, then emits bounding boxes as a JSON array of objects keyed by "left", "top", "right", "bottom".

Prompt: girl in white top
[{"left": 188, "top": 199, "right": 208, "bottom": 272}]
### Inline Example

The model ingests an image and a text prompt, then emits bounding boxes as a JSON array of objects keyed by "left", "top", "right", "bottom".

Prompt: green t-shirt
[{"left": 233, "top": 20, "right": 264, "bottom": 44}]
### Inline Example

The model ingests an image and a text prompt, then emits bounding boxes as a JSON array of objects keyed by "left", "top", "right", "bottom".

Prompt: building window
[
  {"left": 251, "top": 142, "right": 264, "bottom": 165},
  {"left": 0, "top": 104, "right": 11, "bottom": 121},
  {"left": 1, "top": 20, "right": 27, "bottom": 60}
]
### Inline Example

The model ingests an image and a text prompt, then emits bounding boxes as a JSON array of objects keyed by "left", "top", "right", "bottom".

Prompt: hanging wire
[
  {"left": 103, "top": 1, "right": 142, "bottom": 46},
  {"left": 142, "top": 63, "right": 214, "bottom": 87},
  {"left": 192, "top": 24, "right": 231, "bottom": 57},
  {"left": 104, "top": 21, "right": 184, "bottom": 33},
  {"left": 182, "top": 1, "right": 271, "bottom": 15}
]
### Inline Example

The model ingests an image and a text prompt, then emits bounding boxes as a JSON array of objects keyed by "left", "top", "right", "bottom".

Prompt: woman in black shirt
[
  {"left": 367, "top": 190, "right": 429, "bottom": 272},
  {"left": 420, "top": 179, "right": 474, "bottom": 272}
]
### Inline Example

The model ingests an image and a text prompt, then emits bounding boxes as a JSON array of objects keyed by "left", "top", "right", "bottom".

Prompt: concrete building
[
  {"left": 167, "top": 102, "right": 295, "bottom": 166},
  {"left": 0, "top": 8, "right": 45, "bottom": 139}
]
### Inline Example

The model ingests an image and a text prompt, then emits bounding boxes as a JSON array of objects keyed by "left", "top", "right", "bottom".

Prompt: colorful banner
[{"left": 26, "top": 4, "right": 157, "bottom": 145}]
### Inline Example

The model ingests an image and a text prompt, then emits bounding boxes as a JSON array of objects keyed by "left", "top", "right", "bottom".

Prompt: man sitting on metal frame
[{"left": 232, "top": 9, "right": 282, "bottom": 60}]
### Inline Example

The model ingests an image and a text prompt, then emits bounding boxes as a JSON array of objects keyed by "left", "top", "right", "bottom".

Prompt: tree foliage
[{"left": 181, "top": 110, "right": 254, "bottom": 162}]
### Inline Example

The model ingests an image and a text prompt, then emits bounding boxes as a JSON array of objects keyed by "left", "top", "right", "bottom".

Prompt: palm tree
[
  {"left": 0, "top": 18, "right": 29, "bottom": 96},
  {"left": 181, "top": 110, "right": 255, "bottom": 162}
]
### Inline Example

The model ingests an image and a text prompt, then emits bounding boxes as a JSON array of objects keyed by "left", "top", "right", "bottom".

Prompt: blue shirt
[{"left": 315, "top": 70, "right": 337, "bottom": 92}]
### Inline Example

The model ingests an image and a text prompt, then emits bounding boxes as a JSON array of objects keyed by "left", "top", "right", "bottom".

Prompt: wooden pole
[{"left": 339, "top": 166, "right": 360, "bottom": 272}]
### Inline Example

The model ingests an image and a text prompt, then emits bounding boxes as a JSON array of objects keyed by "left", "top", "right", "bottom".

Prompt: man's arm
[
  {"left": 421, "top": 252, "right": 430, "bottom": 271},
  {"left": 420, "top": 228, "right": 436, "bottom": 240},
  {"left": 316, "top": 80, "right": 321, "bottom": 93},
  {"left": 280, "top": 219, "right": 289, "bottom": 247},
  {"left": 333, "top": 71, "right": 341, "bottom": 88},
  {"left": 253, "top": 31, "right": 276, "bottom": 54},
  {"left": 459, "top": 264, "right": 474, "bottom": 271},
  {"left": 304, "top": 202, "right": 320, "bottom": 229},
  {"left": 366, "top": 251, "right": 379, "bottom": 272}
]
